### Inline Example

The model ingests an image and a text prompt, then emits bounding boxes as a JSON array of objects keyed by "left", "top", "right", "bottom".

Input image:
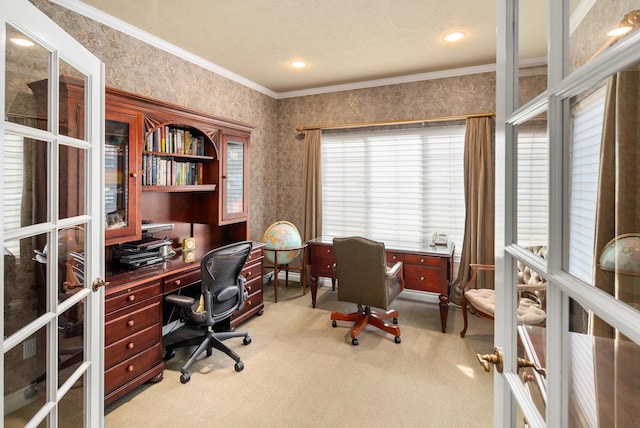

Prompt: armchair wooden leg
[{"left": 460, "top": 297, "right": 469, "bottom": 338}]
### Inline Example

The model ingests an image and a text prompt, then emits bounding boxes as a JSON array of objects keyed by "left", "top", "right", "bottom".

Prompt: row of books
[
  {"left": 145, "top": 126, "right": 206, "bottom": 156},
  {"left": 142, "top": 154, "right": 204, "bottom": 186}
]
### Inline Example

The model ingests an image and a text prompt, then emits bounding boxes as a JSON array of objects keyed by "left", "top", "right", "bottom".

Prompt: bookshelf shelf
[
  {"left": 143, "top": 151, "right": 214, "bottom": 162},
  {"left": 142, "top": 184, "right": 217, "bottom": 193}
]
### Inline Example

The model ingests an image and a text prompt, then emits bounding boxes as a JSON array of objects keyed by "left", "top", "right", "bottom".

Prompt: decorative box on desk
[
  {"left": 307, "top": 236, "right": 454, "bottom": 333},
  {"left": 104, "top": 242, "right": 264, "bottom": 405}
]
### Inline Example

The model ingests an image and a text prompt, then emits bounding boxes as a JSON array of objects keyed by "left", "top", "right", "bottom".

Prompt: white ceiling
[{"left": 71, "top": 0, "right": 553, "bottom": 95}]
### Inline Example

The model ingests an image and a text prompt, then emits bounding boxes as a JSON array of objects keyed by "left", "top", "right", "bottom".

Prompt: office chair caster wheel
[
  {"left": 332, "top": 320, "right": 337, "bottom": 328},
  {"left": 394, "top": 336, "right": 401, "bottom": 344},
  {"left": 352, "top": 338, "right": 359, "bottom": 346},
  {"left": 243, "top": 336, "right": 252, "bottom": 345},
  {"left": 180, "top": 372, "right": 191, "bottom": 384},
  {"left": 235, "top": 361, "right": 244, "bottom": 372},
  {"left": 393, "top": 317, "right": 398, "bottom": 324},
  {"left": 164, "top": 350, "right": 176, "bottom": 360}
]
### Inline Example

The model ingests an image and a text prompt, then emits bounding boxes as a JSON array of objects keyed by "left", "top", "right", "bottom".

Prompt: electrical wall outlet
[{"left": 23, "top": 337, "right": 36, "bottom": 359}]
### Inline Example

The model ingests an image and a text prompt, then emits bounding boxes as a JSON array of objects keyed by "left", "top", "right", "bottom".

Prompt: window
[
  {"left": 568, "top": 86, "right": 605, "bottom": 283},
  {"left": 321, "top": 124, "right": 465, "bottom": 259}
]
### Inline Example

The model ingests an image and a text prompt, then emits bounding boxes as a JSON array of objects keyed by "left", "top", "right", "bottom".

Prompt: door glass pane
[
  {"left": 58, "top": 375, "right": 85, "bottom": 427},
  {"left": 517, "top": 325, "right": 547, "bottom": 426},
  {"left": 226, "top": 140, "right": 244, "bottom": 214},
  {"left": 4, "top": 233, "right": 48, "bottom": 338},
  {"left": 567, "top": 301, "right": 640, "bottom": 426},
  {"left": 569, "top": 0, "right": 640, "bottom": 72},
  {"left": 105, "top": 119, "right": 130, "bottom": 230},
  {"left": 5, "top": 24, "right": 49, "bottom": 131},
  {"left": 59, "top": 145, "right": 86, "bottom": 219},
  {"left": 3, "top": 328, "right": 47, "bottom": 426},
  {"left": 516, "top": 113, "right": 548, "bottom": 247},
  {"left": 3, "top": 135, "right": 49, "bottom": 231},
  {"left": 566, "top": 62, "right": 640, "bottom": 312},
  {"left": 518, "top": 0, "right": 548, "bottom": 107},
  {"left": 59, "top": 61, "right": 86, "bottom": 140},
  {"left": 58, "top": 296, "right": 85, "bottom": 387}
]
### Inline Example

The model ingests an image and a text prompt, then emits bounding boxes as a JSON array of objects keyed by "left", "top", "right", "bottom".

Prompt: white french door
[
  {"left": 495, "top": 0, "right": 640, "bottom": 427},
  {"left": 1, "top": 0, "right": 105, "bottom": 426}
]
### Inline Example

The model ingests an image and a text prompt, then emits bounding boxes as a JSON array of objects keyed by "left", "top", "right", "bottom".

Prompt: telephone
[{"left": 432, "top": 232, "right": 449, "bottom": 245}]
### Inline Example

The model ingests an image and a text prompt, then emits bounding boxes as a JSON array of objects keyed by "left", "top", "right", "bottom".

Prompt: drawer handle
[
  {"left": 127, "top": 320, "right": 135, "bottom": 327},
  {"left": 175, "top": 279, "right": 181, "bottom": 286},
  {"left": 420, "top": 276, "right": 425, "bottom": 281},
  {"left": 246, "top": 284, "right": 253, "bottom": 292},
  {"left": 326, "top": 264, "right": 331, "bottom": 269},
  {"left": 128, "top": 295, "right": 135, "bottom": 302},
  {"left": 326, "top": 249, "right": 331, "bottom": 253},
  {"left": 127, "top": 365, "right": 134, "bottom": 372},
  {"left": 127, "top": 342, "right": 134, "bottom": 349},
  {"left": 392, "top": 256, "right": 397, "bottom": 260},
  {"left": 245, "top": 270, "right": 252, "bottom": 277},
  {"left": 420, "top": 258, "right": 425, "bottom": 263},
  {"left": 247, "top": 300, "right": 252, "bottom": 305}
]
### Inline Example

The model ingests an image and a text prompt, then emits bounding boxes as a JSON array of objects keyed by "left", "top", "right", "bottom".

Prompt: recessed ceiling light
[
  {"left": 290, "top": 60, "right": 307, "bottom": 69},
  {"left": 10, "top": 37, "right": 35, "bottom": 47},
  {"left": 443, "top": 32, "right": 466, "bottom": 43}
]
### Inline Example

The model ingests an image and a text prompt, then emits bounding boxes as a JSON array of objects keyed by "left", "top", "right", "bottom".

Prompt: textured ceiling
[{"left": 75, "top": 0, "right": 554, "bottom": 93}]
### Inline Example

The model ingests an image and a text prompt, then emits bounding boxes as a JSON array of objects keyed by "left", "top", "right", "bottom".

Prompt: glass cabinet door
[
  {"left": 104, "top": 109, "right": 141, "bottom": 245},
  {"left": 220, "top": 133, "right": 249, "bottom": 224}
]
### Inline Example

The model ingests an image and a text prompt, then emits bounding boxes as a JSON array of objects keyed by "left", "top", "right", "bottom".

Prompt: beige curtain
[
  {"left": 591, "top": 69, "right": 640, "bottom": 338},
  {"left": 302, "top": 129, "right": 322, "bottom": 242},
  {"left": 451, "top": 116, "right": 495, "bottom": 305}
]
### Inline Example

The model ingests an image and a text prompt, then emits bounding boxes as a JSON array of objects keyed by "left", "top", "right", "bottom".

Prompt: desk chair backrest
[
  {"left": 200, "top": 241, "right": 253, "bottom": 324},
  {"left": 333, "top": 236, "right": 395, "bottom": 309}
]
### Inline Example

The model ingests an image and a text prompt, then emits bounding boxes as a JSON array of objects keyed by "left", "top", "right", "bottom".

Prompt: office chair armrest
[
  {"left": 386, "top": 261, "right": 403, "bottom": 278},
  {"left": 164, "top": 293, "right": 196, "bottom": 309}
]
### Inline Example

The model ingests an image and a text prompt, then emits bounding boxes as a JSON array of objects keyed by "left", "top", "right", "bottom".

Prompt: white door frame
[
  {"left": 1, "top": 0, "right": 105, "bottom": 426},
  {"left": 495, "top": 0, "right": 640, "bottom": 426}
]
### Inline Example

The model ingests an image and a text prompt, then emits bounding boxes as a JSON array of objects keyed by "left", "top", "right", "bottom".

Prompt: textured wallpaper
[{"left": 31, "top": 0, "right": 546, "bottom": 243}]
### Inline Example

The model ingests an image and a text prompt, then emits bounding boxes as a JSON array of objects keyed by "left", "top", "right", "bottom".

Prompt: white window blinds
[
  {"left": 568, "top": 86, "right": 605, "bottom": 283},
  {"left": 321, "top": 125, "right": 465, "bottom": 258}
]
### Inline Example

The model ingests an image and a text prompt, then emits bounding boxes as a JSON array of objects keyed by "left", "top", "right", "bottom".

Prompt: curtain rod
[{"left": 295, "top": 112, "right": 494, "bottom": 132}]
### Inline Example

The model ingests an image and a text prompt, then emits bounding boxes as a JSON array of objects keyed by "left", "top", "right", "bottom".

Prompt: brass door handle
[
  {"left": 92, "top": 278, "right": 110, "bottom": 292},
  {"left": 517, "top": 357, "right": 547, "bottom": 378},
  {"left": 477, "top": 347, "right": 504, "bottom": 373}
]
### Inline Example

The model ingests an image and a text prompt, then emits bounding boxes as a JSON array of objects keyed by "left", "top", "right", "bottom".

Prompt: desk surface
[{"left": 307, "top": 236, "right": 455, "bottom": 257}]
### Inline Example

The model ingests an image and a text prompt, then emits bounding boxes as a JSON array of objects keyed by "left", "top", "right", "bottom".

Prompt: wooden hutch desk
[
  {"left": 307, "top": 236, "right": 454, "bottom": 333},
  {"left": 104, "top": 242, "right": 264, "bottom": 406}
]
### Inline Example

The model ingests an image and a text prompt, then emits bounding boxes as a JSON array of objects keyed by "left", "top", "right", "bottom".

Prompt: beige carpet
[{"left": 105, "top": 282, "right": 495, "bottom": 427}]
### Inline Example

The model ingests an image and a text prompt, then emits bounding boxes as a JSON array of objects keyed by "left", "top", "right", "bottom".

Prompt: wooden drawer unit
[
  {"left": 309, "top": 243, "right": 336, "bottom": 277},
  {"left": 105, "top": 343, "right": 163, "bottom": 396},
  {"left": 163, "top": 267, "right": 201, "bottom": 295},
  {"left": 105, "top": 279, "right": 163, "bottom": 406},
  {"left": 403, "top": 264, "right": 444, "bottom": 293},
  {"left": 386, "top": 251, "right": 404, "bottom": 265},
  {"left": 231, "top": 243, "right": 265, "bottom": 327}
]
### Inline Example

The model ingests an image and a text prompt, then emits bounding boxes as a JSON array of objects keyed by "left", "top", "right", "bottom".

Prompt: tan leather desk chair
[{"left": 330, "top": 237, "right": 404, "bottom": 345}]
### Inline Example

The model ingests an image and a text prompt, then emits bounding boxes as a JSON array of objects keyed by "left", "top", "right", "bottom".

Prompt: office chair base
[{"left": 331, "top": 305, "right": 401, "bottom": 345}]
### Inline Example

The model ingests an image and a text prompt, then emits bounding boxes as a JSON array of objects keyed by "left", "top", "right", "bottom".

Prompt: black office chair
[{"left": 164, "top": 241, "right": 253, "bottom": 384}]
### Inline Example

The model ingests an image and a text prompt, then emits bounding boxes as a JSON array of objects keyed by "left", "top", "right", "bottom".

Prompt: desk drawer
[
  {"left": 105, "top": 324, "right": 161, "bottom": 369},
  {"left": 404, "top": 265, "right": 443, "bottom": 293},
  {"left": 105, "top": 298, "right": 161, "bottom": 346},
  {"left": 386, "top": 252, "right": 404, "bottom": 264},
  {"left": 310, "top": 245, "right": 336, "bottom": 277},
  {"left": 233, "top": 288, "right": 263, "bottom": 320},
  {"left": 106, "top": 280, "right": 161, "bottom": 314},
  {"left": 246, "top": 246, "right": 263, "bottom": 265},
  {"left": 242, "top": 262, "right": 261, "bottom": 287},
  {"left": 404, "top": 254, "right": 446, "bottom": 268},
  {"left": 164, "top": 268, "right": 201, "bottom": 295},
  {"left": 104, "top": 343, "right": 162, "bottom": 395}
]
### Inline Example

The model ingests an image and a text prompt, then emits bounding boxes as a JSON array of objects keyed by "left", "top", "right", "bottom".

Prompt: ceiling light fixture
[
  {"left": 606, "top": 10, "right": 640, "bottom": 37},
  {"left": 443, "top": 32, "right": 465, "bottom": 43},
  {"left": 10, "top": 37, "right": 35, "bottom": 47},
  {"left": 290, "top": 60, "right": 307, "bottom": 69}
]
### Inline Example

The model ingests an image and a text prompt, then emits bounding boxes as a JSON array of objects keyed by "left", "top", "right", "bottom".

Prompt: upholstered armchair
[{"left": 460, "top": 246, "right": 547, "bottom": 338}]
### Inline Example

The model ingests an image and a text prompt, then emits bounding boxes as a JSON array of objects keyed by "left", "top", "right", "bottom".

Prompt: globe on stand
[{"left": 262, "top": 221, "right": 303, "bottom": 265}]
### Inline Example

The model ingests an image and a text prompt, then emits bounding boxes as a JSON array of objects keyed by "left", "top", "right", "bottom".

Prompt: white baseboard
[{"left": 4, "top": 385, "right": 37, "bottom": 415}]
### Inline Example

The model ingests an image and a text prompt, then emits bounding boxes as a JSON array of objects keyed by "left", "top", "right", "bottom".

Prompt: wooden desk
[
  {"left": 518, "top": 325, "right": 640, "bottom": 426},
  {"left": 307, "top": 237, "right": 454, "bottom": 333},
  {"left": 104, "top": 242, "right": 264, "bottom": 405}
]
